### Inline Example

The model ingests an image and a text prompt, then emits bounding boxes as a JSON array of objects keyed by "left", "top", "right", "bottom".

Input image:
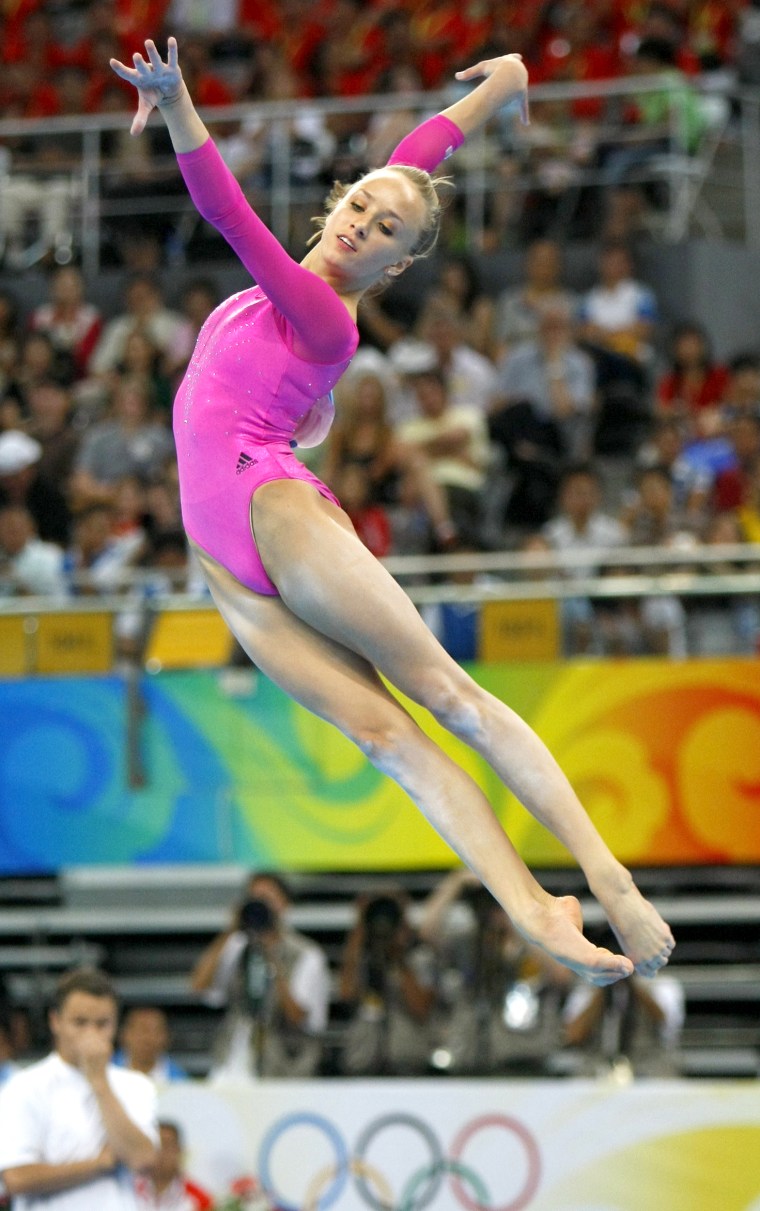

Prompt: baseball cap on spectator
[
  {"left": 0, "top": 431, "right": 43, "bottom": 476},
  {"left": 388, "top": 339, "right": 439, "bottom": 377}
]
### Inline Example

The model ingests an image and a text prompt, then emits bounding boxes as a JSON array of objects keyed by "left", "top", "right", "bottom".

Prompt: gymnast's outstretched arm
[
  {"left": 386, "top": 52, "right": 528, "bottom": 170},
  {"left": 110, "top": 40, "right": 529, "bottom": 362},
  {"left": 111, "top": 38, "right": 356, "bottom": 364}
]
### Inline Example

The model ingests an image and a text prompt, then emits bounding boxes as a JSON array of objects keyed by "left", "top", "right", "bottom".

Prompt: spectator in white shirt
[
  {"left": 89, "top": 275, "right": 194, "bottom": 383},
  {"left": 495, "top": 297, "right": 597, "bottom": 461},
  {"left": 415, "top": 293, "right": 500, "bottom": 414},
  {"left": 190, "top": 871, "right": 330, "bottom": 1078},
  {"left": 0, "top": 504, "right": 66, "bottom": 596},
  {"left": 398, "top": 366, "right": 492, "bottom": 545},
  {"left": 577, "top": 239, "right": 659, "bottom": 369},
  {"left": 0, "top": 967, "right": 157, "bottom": 1211},
  {"left": 543, "top": 462, "right": 627, "bottom": 573},
  {"left": 542, "top": 463, "right": 627, "bottom": 654}
]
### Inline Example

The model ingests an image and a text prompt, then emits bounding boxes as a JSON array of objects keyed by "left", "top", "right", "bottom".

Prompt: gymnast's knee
[
  {"left": 420, "top": 671, "right": 486, "bottom": 742},
  {"left": 351, "top": 716, "right": 416, "bottom": 776}
]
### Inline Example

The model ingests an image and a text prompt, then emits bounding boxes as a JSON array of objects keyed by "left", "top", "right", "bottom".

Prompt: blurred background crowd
[
  {"left": 1, "top": 3, "right": 759, "bottom": 665},
  {"left": 1, "top": 0, "right": 756, "bottom": 258},
  {"left": 0, "top": 6, "right": 756, "bottom": 1204},
  {"left": 0, "top": 0, "right": 751, "bottom": 121}
]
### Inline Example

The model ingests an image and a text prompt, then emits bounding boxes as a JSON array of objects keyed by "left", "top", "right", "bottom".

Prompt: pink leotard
[{"left": 173, "top": 113, "right": 464, "bottom": 595}]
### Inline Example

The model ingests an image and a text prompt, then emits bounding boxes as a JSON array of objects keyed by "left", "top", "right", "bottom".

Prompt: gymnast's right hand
[{"left": 110, "top": 36, "right": 184, "bottom": 137}]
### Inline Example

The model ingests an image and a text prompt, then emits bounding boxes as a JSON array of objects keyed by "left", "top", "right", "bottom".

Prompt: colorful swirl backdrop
[{"left": 0, "top": 657, "right": 758, "bottom": 871}]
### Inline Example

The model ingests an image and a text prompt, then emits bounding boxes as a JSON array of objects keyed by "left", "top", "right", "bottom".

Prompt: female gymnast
[{"left": 110, "top": 38, "right": 674, "bottom": 986}]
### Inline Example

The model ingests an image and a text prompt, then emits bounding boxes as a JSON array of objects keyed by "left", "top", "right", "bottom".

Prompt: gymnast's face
[{"left": 322, "top": 170, "right": 425, "bottom": 285}]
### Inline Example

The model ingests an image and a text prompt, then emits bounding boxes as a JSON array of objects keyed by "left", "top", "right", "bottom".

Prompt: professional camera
[
  {"left": 240, "top": 899, "right": 277, "bottom": 1017},
  {"left": 362, "top": 896, "right": 404, "bottom": 996},
  {"left": 240, "top": 897, "right": 277, "bottom": 935},
  {"left": 363, "top": 895, "right": 403, "bottom": 941}
]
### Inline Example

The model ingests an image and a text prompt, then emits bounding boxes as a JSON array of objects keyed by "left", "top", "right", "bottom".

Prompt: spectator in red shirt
[
  {"left": 539, "top": 5, "right": 623, "bottom": 121},
  {"left": 602, "top": 0, "right": 745, "bottom": 77},
  {"left": 175, "top": 35, "right": 234, "bottom": 106},
  {"left": 602, "top": 0, "right": 698, "bottom": 73},
  {"left": 635, "top": 3, "right": 702, "bottom": 74},
  {"left": 464, "top": 0, "right": 548, "bottom": 69},
  {"left": 713, "top": 413, "right": 760, "bottom": 512},
  {"left": 406, "top": 0, "right": 480, "bottom": 88},
  {"left": 1, "top": 0, "right": 42, "bottom": 43},
  {"left": 135, "top": 1120, "right": 213, "bottom": 1211},
  {"left": 306, "top": 0, "right": 387, "bottom": 97},
  {"left": 1, "top": 6, "right": 71, "bottom": 72},
  {"left": 28, "top": 267, "right": 103, "bottom": 385},
  {"left": 358, "top": 6, "right": 442, "bottom": 94},
  {"left": 56, "top": 1, "right": 138, "bottom": 109},
  {"left": 656, "top": 321, "right": 730, "bottom": 437},
  {"left": 266, "top": 0, "right": 330, "bottom": 95},
  {"left": 0, "top": 59, "right": 60, "bottom": 118},
  {"left": 115, "top": 0, "right": 173, "bottom": 45},
  {"left": 238, "top": 0, "right": 284, "bottom": 43},
  {"left": 638, "top": 2, "right": 748, "bottom": 75},
  {"left": 334, "top": 462, "right": 393, "bottom": 556}
]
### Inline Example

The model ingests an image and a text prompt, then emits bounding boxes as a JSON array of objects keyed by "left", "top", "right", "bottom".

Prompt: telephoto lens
[{"left": 240, "top": 898, "right": 276, "bottom": 934}]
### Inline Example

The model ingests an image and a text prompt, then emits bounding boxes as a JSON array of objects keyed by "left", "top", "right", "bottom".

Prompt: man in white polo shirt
[{"left": 0, "top": 967, "right": 158, "bottom": 1211}]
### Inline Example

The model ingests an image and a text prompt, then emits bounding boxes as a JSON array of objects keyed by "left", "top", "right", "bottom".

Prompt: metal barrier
[
  {"left": 1, "top": 542, "right": 758, "bottom": 668},
  {"left": 0, "top": 72, "right": 754, "bottom": 275}
]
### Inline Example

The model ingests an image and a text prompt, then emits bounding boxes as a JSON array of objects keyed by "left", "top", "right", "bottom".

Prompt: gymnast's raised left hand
[
  {"left": 110, "top": 36, "right": 184, "bottom": 137},
  {"left": 455, "top": 53, "right": 529, "bottom": 125}
]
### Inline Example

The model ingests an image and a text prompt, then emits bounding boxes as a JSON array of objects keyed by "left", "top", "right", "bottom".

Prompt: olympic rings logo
[{"left": 257, "top": 1110, "right": 541, "bottom": 1211}]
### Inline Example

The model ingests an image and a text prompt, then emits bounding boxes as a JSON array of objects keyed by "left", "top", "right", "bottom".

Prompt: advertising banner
[
  {"left": 157, "top": 1077, "right": 760, "bottom": 1211},
  {"left": 0, "top": 658, "right": 758, "bottom": 869}
]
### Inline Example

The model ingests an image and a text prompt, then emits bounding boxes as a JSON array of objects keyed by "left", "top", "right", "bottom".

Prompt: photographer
[
  {"left": 561, "top": 943, "right": 685, "bottom": 1079},
  {"left": 338, "top": 891, "right": 437, "bottom": 1076},
  {"left": 190, "top": 872, "right": 329, "bottom": 1078},
  {"left": 419, "top": 869, "right": 571, "bottom": 1075}
]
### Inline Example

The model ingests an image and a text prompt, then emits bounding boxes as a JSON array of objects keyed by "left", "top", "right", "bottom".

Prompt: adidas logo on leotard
[{"left": 236, "top": 452, "right": 258, "bottom": 474}]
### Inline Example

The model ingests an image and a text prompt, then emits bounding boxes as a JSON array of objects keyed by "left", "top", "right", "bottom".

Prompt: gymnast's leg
[
  {"left": 193, "top": 543, "right": 634, "bottom": 985},
  {"left": 249, "top": 480, "right": 674, "bottom": 975}
]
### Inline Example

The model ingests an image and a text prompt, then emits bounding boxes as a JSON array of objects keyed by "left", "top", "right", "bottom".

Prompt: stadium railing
[{"left": 0, "top": 73, "right": 752, "bottom": 275}]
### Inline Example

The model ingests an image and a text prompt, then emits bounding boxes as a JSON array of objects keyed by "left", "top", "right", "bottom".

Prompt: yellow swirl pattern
[{"left": 533, "top": 1125, "right": 760, "bottom": 1210}]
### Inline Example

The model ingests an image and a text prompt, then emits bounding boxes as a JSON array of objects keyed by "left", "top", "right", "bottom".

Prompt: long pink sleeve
[
  {"left": 176, "top": 116, "right": 463, "bottom": 359},
  {"left": 387, "top": 114, "right": 464, "bottom": 172},
  {"left": 176, "top": 139, "right": 357, "bottom": 364}
]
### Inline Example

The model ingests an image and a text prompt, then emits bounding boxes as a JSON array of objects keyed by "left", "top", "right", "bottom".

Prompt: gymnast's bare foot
[
  {"left": 516, "top": 895, "right": 634, "bottom": 986},
  {"left": 594, "top": 870, "right": 675, "bottom": 976}
]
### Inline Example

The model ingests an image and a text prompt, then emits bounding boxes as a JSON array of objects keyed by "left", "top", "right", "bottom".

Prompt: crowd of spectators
[
  {"left": 0, "top": 265, "right": 210, "bottom": 613},
  {"left": 0, "top": 0, "right": 758, "bottom": 664},
  {"left": 1, "top": 0, "right": 749, "bottom": 115},
  {"left": 0, "top": 0, "right": 755, "bottom": 263},
  {"left": 1, "top": 228, "right": 760, "bottom": 660}
]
